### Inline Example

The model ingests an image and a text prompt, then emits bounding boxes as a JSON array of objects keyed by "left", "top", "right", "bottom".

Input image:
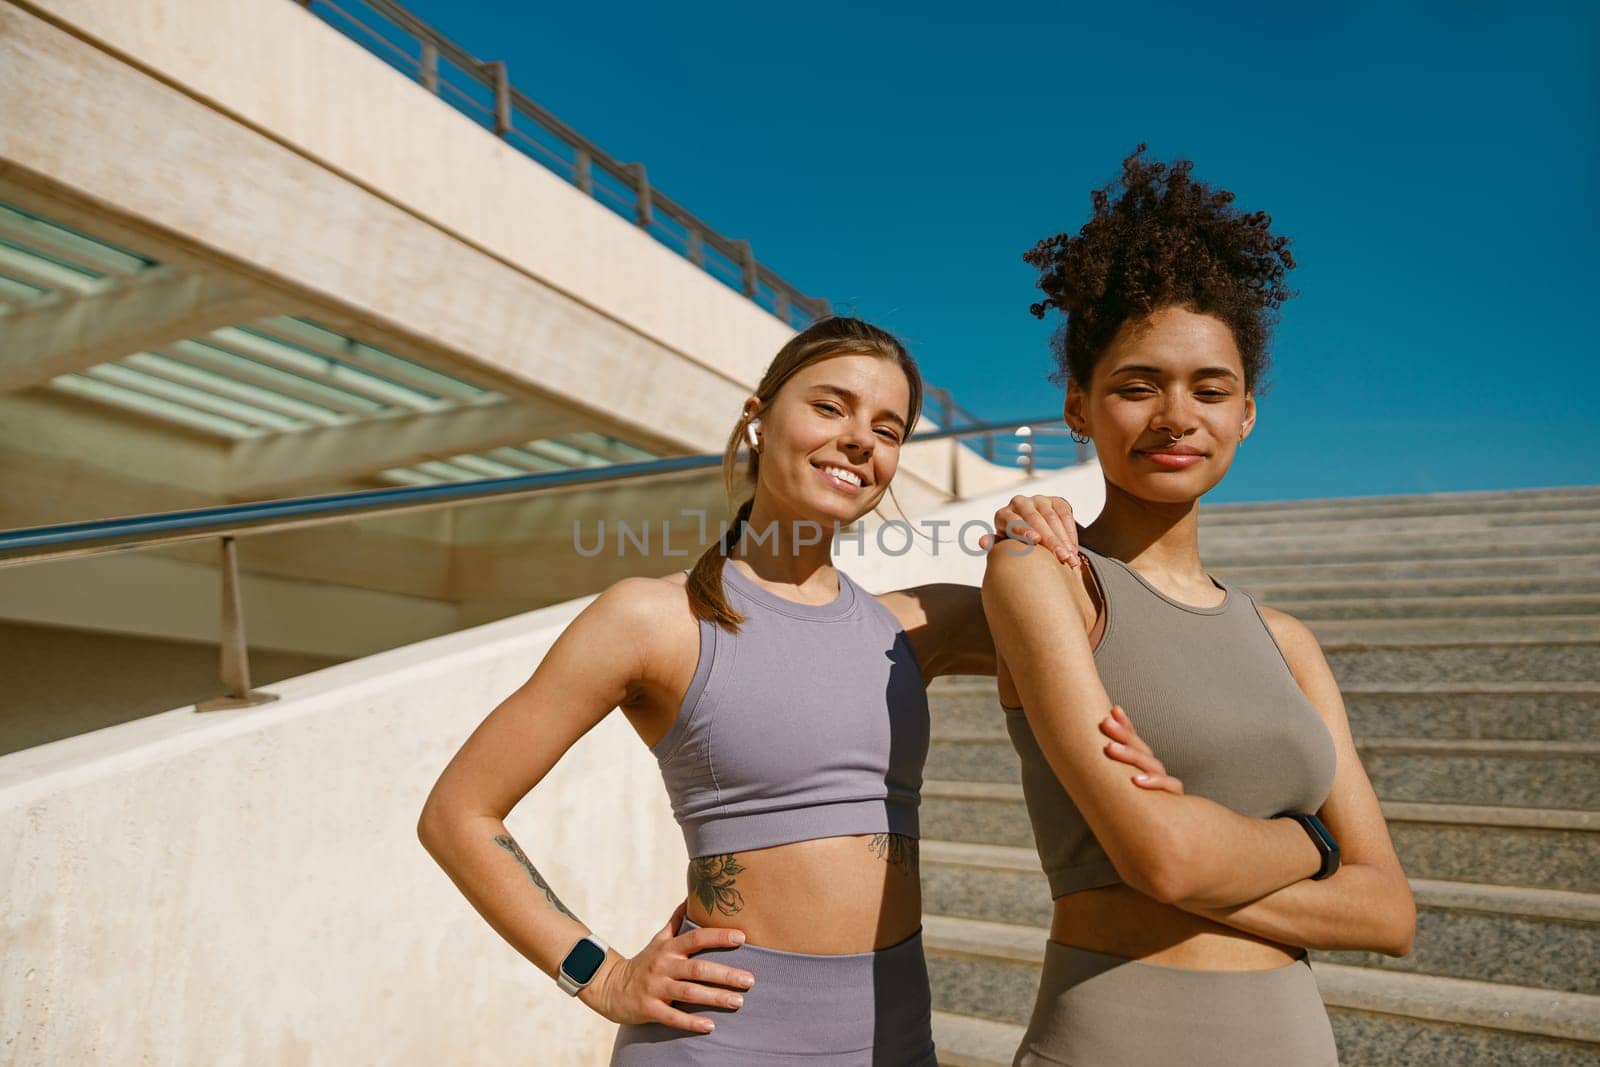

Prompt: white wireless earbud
[{"left": 745, "top": 417, "right": 762, "bottom": 450}]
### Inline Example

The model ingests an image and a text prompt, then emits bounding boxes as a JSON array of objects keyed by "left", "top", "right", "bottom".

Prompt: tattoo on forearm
[
  {"left": 689, "top": 854, "right": 746, "bottom": 915},
  {"left": 493, "top": 833, "right": 579, "bottom": 921},
  {"left": 869, "top": 833, "right": 919, "bottom": 875}
]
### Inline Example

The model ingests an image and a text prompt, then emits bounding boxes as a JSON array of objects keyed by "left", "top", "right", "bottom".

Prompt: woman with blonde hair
[{"left": 420, "top": 315, "right": 1115, "bottom": 1064}]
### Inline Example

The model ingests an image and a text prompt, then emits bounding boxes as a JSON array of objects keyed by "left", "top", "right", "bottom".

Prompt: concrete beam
[
  {"left": 0, "top": 268, "right": 279, "bottom": 393},
  {"left": 0, "top": 7, "right": 748, "bottom": 456},
  {"left": 0, "top": 2, "right": 1003, "bottom": 508},
  {"left": 225, "top": 400, "right": 587, "bottom": 499}
]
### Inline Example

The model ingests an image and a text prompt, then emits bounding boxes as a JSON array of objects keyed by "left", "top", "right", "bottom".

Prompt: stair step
[
  {"left": 1318, "top": 878, "right": 1600, "bottom": 996},
  {"left": 930, "top": 1011, "right": 1021, "bottom": 1067},
  {"left": 922, "top": 914, "right": 1600, "bottom": 1065},
  {"left": 1337, "top": 683, "right": 1600, "bottom": 743},
  {"left": 1244, "top": 574, "right": 1600, "bottom": 602},
  {"left": 1270, "top": 593, "right": 1600, "bottom": 620},
  {"left": 1318, "top": 635, "right": 1600, "bottom": 684},
  {"left": 1199, "top": 486, "right": 1600, "bottom": 525},
  {"left": 1309, "top": 615, "right": 1600, "bottom": 644},
  {"left": 1361, "top": 739, "right": 1600, "bottom": 809},
  {"left": 1316, "top": 964, "right": 1600, "bottom": 1066},
  {"left": 919, "top": 841, "right": 1600, "bottom": 994},
  {"left": 928, "top": 679, "right": 1600, "bottom": 743},
  {"left": 925, "top": 734, "right": 1600, "bottom": 810},
  {"left": 1214, "top": 554, "right": 1600, "bottom": 584},
  {"left": 1383, "top": 801, "right": 1600, "bottom": 892},
  {"left": 1201, "top": 511, "right": 1600, "bottom": 548},
  {"left": 1204, "top": 501, "right": 1600, "bottom": 530},
  {"left": 1201, "top": 537, "right": 1600, "bottom": 568},
  {"left": 921, "top": 782, "right": 1600, "bottom": 892}
]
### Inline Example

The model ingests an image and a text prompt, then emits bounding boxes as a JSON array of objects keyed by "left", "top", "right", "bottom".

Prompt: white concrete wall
[
  {"left": 0, "top": 596, "right": 685, "bottom": 1066},
  {"left": 0, "top": 462, "right": 1102, "bottom": 1065}
]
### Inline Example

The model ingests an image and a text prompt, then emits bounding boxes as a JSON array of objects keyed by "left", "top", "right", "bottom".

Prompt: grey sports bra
[
  {"left": 652, "top": 558, "right": 930, "bottom": 858},
  {"left": 1004, "top": 544, "right": 1338, "bottom": 898}
]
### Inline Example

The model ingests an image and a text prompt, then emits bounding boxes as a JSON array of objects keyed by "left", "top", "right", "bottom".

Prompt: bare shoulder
[
  {"left": 875, "top": 582, "right": 979, "bottom": 630},
  {"left": 585, "top": 574, "right": 697, "bottom": 647},
  {"left": 983, "top": 540, "right": 1097, "bottom": 630},
  {"left": 1254, "top": 603, "right": 1326, "bottom": 667}
]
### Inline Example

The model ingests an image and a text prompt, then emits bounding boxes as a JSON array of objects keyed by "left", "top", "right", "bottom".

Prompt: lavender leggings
[{"left": 610, "top": 917, "right": 937, "bottom": 1065}]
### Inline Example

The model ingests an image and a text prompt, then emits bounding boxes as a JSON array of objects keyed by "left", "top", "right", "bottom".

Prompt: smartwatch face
[{"left": 562, "top": 939, "right": 607, "bottom": 985}]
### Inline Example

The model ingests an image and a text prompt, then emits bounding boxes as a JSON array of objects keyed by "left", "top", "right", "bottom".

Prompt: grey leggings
[
  {"left": 1014, "top": 939, "right": 1340, "bottom": 1066},
  {"left": 611, "top": 917, "right": 937, "bottom": 1065}
]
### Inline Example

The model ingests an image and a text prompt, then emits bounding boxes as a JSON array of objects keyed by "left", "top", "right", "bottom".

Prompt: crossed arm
[
  {"left": 1126, "top": 607, "right": 1416, "bottom": 956},
  {"left": 979, "top": 531, "right": 1414, "bottom": 954},
  {"left": 891, "top": 495, "right": 1414, "bottom": 954},
  {"left": 982, "top": 541, "right": 1334, "bottom": 907}
]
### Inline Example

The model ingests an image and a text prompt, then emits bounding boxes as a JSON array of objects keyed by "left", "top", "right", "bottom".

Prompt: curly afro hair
[{"left": 1024, "top": 145, "right": 1297, "bottom": 394}]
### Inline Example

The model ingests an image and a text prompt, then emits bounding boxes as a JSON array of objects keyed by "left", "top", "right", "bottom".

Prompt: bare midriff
[
  {"left": 683, "top": 834, "right": 922, "bottom": 955},
  {"left": 1052, "top": 884, "right": 1301, "bottom": 969}
]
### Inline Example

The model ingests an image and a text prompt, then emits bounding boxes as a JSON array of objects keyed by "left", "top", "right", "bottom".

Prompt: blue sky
[{"left": 387, "top": 0, "right": 1595, "bottom": 502}]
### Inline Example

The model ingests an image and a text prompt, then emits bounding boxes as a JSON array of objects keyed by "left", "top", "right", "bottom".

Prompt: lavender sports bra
[{"left": 651, "top": 558, "right": 930, "bottom": 858}]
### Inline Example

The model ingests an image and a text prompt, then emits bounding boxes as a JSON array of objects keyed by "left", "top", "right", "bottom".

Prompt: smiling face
[
  {"left": 1066, "top": 305, "right": 1257, "bottom": 505},
  {"left": 746, "top": 353, "right": 912, "bottom": 528}
]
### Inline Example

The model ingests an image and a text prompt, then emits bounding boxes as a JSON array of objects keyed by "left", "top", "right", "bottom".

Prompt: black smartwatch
[
  {"left": 1274, "top": 812, "right": 1340, "bottom": 880},
  {"left": 556, "top": 934, "right": 610, "bottom": 995}
]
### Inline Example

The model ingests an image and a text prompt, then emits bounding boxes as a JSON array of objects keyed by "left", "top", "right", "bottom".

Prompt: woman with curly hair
[{"left": 983, "top": 147, "right": 1416, "bottom": 1065}]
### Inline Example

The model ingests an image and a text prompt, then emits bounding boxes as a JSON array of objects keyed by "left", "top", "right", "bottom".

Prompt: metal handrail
[
  {"left": 296, "top": 0, "right": 830, "bottom": 328},
  {"left": 1, "top": 414, "right": 1064, "bottom": 709},
  {"left": 0, "top": 416, "right": 1065, "bottom": 568}
]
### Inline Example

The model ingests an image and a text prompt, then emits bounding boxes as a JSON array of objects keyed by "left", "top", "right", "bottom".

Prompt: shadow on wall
[{"left": 0, "top": 620, "right": 344, "bottom": 756}]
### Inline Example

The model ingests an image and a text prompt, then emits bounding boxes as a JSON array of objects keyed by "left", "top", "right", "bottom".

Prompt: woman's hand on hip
[
  {"left": 1100, "top": 705, "right": 1185, "bottom": 795},
  {"left": 582, "top": 899, "right": 755, "bottom": 1033},
  {"left": 979, "top": 494, "right": 1082, "bottom": 565}
]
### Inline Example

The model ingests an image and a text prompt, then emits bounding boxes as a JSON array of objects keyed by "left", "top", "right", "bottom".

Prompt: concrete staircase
[{"left": 921, "top": 485, "right": 1600, "bottom": 1066}]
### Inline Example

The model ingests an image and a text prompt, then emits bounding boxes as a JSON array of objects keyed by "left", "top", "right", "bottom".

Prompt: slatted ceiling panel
[
  {"left": 414, "top": 458, "right": 490, "bottom": 481},
  {"left": 83, "top": 363, "right": 306, "bottom": 432},
  {"left": 379, "top": 468, "right": 449, "bottom": 487},
  {"left": 0, "top": 241, "right": 108, "bottom": 296},
  {"left": 50, "top": 373, "right": 268, "bottom": 438},
  {"left": 157, "top": 339, "right": 391, "bottom": 417},
  {"left": 374, "top": 429, "right": 665, "bottom": 487},
  {"left": 206, "top": 325, "right": 450, "bottom": 412},
  {"left": 564, "top": 431, "right": 655, "bottom": 463},
  {"left": 2, "top": 199, "right": 551, "bottom": 460},
  {"left": 446, "top": 453, "right": 526, "bottom": 479},
  {"left": 0, "top": 203, "right": 151, "bottom": 276},
  {"left": 484, "top": 445, "right": 566, "bottom": 472},
  {"left": 0, "top": 275, "right": 43, "bottom": 304},
  {"left": 120, "top": 352, "right": 352, "bottom": 426},
  {"left": 524, "top": 438, "right": 611, "bottom": 468},
  {"left": 250, "top": 317, "right": 500, "bottom": 405}
]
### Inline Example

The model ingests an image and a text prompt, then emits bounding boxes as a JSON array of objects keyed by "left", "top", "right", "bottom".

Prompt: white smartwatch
[{"left": 556, "top": 934, "right": 610, "bottom": 995}]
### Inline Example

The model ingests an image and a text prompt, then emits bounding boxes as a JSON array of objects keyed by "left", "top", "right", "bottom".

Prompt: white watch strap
[{"left": 556, "top": 934, "right": 610, "bottom": 996}]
